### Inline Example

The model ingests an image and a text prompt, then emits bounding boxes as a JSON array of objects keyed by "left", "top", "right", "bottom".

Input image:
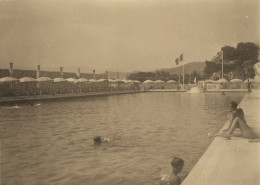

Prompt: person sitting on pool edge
[
  {"left": 93, "top": 136, "right": 110, "bottom": 145},
  {"left": 169, "top": 157, "right": 184, "bottom": 185},
  {"left": 219, "top": 101, "right": 258, "bottom": 140}
]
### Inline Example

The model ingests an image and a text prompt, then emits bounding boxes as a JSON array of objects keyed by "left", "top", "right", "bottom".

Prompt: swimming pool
[{"left": 0, "top": 92, "right": 245, "bottom": 185}]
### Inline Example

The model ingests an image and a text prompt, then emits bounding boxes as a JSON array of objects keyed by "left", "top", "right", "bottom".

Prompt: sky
[{"left": 0, "top": 0, "right": 259, "bottom": 73}]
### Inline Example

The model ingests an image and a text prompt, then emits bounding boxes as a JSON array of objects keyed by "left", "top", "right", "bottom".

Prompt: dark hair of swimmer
[
  {"left": 93, "top": 136, "right": 102, "bottom": 145},
  {"left": 230, "top": 101, "right": 238, "bottom": 109},
  {"left": 171, "top": 157, "right": 184, "bottom": 169}
]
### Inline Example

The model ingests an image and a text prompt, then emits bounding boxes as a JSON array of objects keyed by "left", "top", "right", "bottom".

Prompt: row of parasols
[
  {"left": 0, "top": 77, "right": 142, "bottom": 83},
  {"left": 142, "top": 78, "right": 256, "bottom": 83},
  {"left": 203, "top": 78, "right": 256, "bottom": 84},
  {"left": 0, "top": 77, "right": 257, "bottom": 84}
]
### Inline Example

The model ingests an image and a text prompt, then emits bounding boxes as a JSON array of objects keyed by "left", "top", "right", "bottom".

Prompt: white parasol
[
  {"left": 53, "top": 78, "right": 66, "bottom": 82},
  {"left": 143, "top": 80, "right": 153, "bottom": 83},
  {"left": 217, "top": 78, "right": 229, "bottom": 83},
  {"left": 36, "top": 77, "right": 53, "bottom": 82},
  {"left": 167, "top": 80, "right": 177, "bottom": 83},
  {"left": 66, "top": 78, "right": 77, "bottom": 83},
  {"left": 0, "top": 77, "right": 19, "bottom": 83},
  {"left": 19, "top": 77, "right": 36, "bottom": 82},
  {"left": 230, "top": 78, "right": 243, "bottom": 83}
]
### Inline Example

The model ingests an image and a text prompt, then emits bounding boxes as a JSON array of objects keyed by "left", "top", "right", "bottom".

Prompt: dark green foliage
[
  {"left": 204, "top": 42, "right": 259, "bottom": 79},
  {"left": 128, "top": 71, "right": 180, "bottom": 82},
  {"left": 235, "top": 42, "right": 259, "bottom": 61},
  {"left": 204, "top": 60, "right": 221, "bottom": 75},
  {"left": 222, "top": 46, "right": 236, "bottom": 61}
]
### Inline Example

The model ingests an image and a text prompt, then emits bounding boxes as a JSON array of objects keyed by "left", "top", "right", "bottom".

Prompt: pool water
[{"left": 0, "top": 92, "right": 245, "bottom": 185}]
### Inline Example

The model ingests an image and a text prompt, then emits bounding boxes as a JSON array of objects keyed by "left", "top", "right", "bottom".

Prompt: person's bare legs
[
  {"left": 226, "top": 117, "right": 241, "bottom": 136},
  {"left": 226, "top": 117, "right": 254, "bottom": 139}
]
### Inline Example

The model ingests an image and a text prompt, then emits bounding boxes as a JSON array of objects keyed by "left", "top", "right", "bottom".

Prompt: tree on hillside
[
  {"left": 189, "top": 70, "right": 202, "bottom": 83},
  {"left": 205, "top": 42, "right": 259, "bottom": 79},
  {"left": 128, "top": 72, "right": 156, "bottom": 82},
  {"left": 172, "top": 74, "right": 179, "bottom": 82},
  {"left": 221, "top": 46, "right": 236, "bottom": 61},
  {"left": 234, "top": 42, "right": 259, "bottom": 79},
  {"left": 235, "top": 42, "right": 259, "bottom": 61},
  {"left": 204, "top": 60, "right": 221, "bottom": 75}
]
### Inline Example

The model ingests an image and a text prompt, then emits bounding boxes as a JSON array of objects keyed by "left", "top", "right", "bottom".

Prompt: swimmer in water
[
  {"left": 10, "top": 105, "right": 21, "bottom": 109},
  {"left": 169, "top": 157, "right": 184, "bottom": 185},
  {"left": 93, "top": 136, "right": 110, "bottom": 145}
]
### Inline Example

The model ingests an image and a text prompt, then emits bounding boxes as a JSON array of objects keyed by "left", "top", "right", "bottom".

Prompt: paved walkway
[{"left": 182, "top": 90, "right": 260, "bottom": 185}]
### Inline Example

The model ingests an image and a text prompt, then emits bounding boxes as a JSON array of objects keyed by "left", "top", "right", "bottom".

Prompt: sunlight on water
[{"left": 0, "top": 92, "right": 245, "bottom": 185}]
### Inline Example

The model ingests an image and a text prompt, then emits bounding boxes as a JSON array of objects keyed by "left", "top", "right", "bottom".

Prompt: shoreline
[{"left": 0, "top": 90, "right": 140, "bottom": 105}]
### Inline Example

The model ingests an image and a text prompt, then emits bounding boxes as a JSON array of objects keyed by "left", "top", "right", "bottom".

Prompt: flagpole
[
  {"left": 221, "top": 50, "right": 223, "bottom": 79},
  {"left": 182, "top": 62, "right": 184, "bottom": 88}
]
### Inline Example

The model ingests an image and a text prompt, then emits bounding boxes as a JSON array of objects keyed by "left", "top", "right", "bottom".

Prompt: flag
[
  {"left": 180, "top": 54, "right": 183, "bottom": 62},
  {"left": 76, "top": 68, "right": 80, "bottom": 78},
  {"left": 60, "top": 67, "right": 63, "bottom": 78},
  {"left": 9, "top": 62, "right": 14, "bottom": 77},
  {"left": 93, "top": 69, "right": 96, "bottom": 79},
  {"left": 213, "top": 51, "right": 222, "bottom": 62},
  {"left": 36, "top": 65, "right": 40, "bottom": 78},
  {"left": 175, "top": 58, "right": 179, "bottom": 65}
]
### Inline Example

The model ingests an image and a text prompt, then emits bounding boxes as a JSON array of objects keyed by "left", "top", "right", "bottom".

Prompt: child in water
[
  {"left": 161, "top": 157, "right": 184, "bottom": 185},
  {"left": 169, "top": 157, "right": 184, "bottom": 185}
]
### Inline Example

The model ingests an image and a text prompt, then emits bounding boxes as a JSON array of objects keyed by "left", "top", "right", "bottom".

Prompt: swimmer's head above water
[
  {"left": 93, "top": 136, "right": 102, "bottom": 145},
  {"left": 171, "top": 157, "right": 184, "bottom": 174},
  {"left": 93, "top": 136, "right": 110, "bottom": 145}
]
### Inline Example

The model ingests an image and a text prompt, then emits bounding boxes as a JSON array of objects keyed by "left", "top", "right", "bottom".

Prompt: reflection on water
[{"left": 0, "top": 92, "right": 245, "bottom": 185}]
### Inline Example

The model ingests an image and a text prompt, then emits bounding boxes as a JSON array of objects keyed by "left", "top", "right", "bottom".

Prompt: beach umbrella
[
  {"left": 205, "top": 79, "right": 218, "bottom": 84},
  {"left": 167, "top": 80, "right": 177, "bottom": 83},
  {"left": 230, "top": 78, "right": 243, "bottom": 83},
  {"left": 108, "top": 79, "right": 116, "bottom": 83},
  {"left": 243, "top": 78, "right": 254, "bottom": 82},
  {"left": 89, "top": 79, "right": 98, "bottom": 82},
  {"left": 19, "top": 77, "right": 36, "bottom": 82},
  {"left": 36, "top": 77, "right": 53, "bottom": 82},
  {"left": 53, "top": 78, "right": 66, "bottom": 83},
  {"left": 217, "top": 78, "right": 229, "bottom": 83},
  {"left": 115, "top": 79, "right": 122, "bottom": 82},
  {"left": 66, "top": 78, "right": 77, "bottom": 83},
  {"left": 143, "top": 80, "right": 153, "bottom": 83},
  {"left": 97, "top": 79, "right": 107, "bottom": 82},
  {"left": 0, "top": 77, "right": 19, "bottom": 83},
  {"left": 76, "top": 78, "right": 88, "bottom": 83},
  {"left": 154, "top": 80, "right": 165, "bottom": 83},
  {"left": 122, "top": 79, "right": 134, "bottom": 83}
]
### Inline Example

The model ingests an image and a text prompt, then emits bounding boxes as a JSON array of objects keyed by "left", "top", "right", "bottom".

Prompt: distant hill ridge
[{"left": 157, "top": 61, "right": 206, "bottom": 74}]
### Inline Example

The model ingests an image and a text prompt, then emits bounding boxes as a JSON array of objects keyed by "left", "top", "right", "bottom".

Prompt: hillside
[{"left": 158, "top": 61, "right": 206, "bottom": 75}]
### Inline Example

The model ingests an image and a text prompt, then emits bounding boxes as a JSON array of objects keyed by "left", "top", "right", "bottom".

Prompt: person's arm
[{"left": 222, "top": 112, "right": 234, "bottom": 132}]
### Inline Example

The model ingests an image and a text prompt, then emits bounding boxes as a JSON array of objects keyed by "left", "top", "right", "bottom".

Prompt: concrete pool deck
[{"left": 182, "top": 90, "right": 260, "bottom": 185}]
